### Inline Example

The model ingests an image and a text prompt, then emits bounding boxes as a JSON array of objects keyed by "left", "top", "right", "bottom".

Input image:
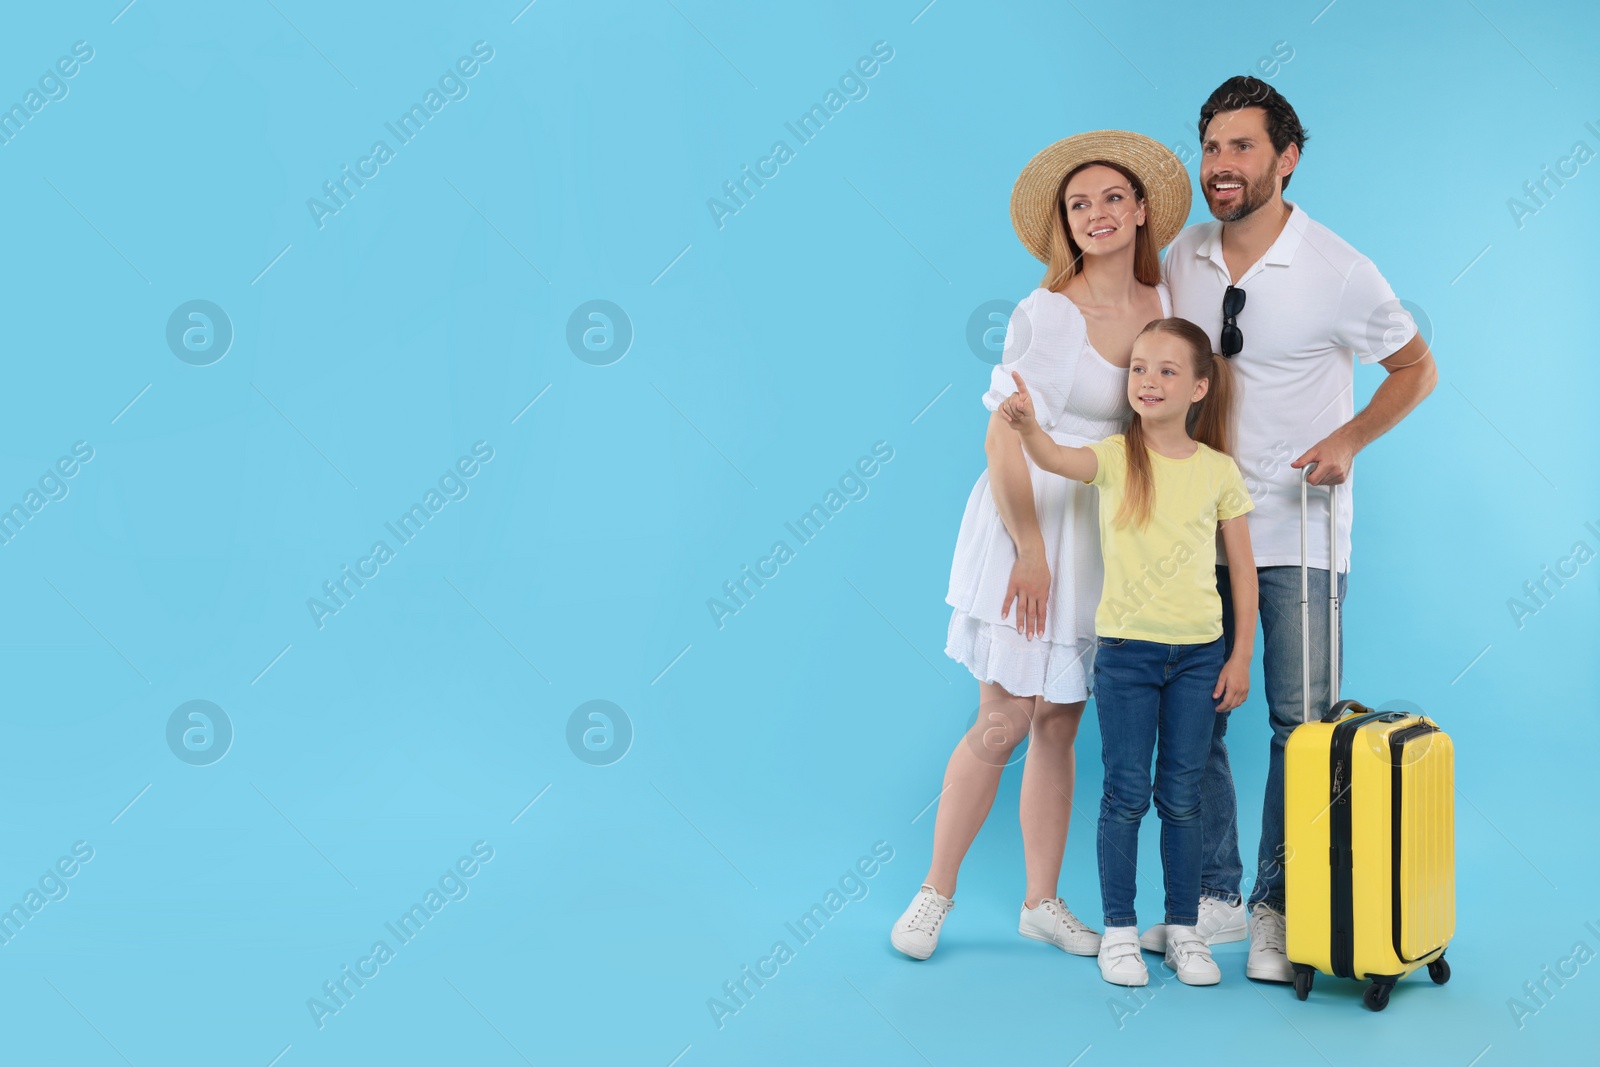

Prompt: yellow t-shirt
[{"left": 1087, "top": 434, "right": 1254, "bottom": 643}]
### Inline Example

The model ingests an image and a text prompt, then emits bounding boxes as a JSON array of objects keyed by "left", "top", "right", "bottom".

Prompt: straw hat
[{"left": 1009, "top": 130, "right": 1191, "bottom": 263}]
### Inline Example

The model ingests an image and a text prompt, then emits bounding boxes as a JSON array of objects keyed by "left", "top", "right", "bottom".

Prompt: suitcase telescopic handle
[{"left": 1300, "top": 463, "right": 1342, "bottom": 724}]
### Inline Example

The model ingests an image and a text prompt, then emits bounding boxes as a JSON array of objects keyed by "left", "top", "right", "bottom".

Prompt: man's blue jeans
[
  {"left": 1202, "top": 565, "right": 1346, "bottom": 913},
  {"left": 1093, "top": 635, "right": 1225, "bottom": 929}
]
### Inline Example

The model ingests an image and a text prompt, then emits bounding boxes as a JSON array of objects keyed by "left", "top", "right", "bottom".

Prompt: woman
[{"left": 892, "top": 131, "right": 1191, "bottom": 959}]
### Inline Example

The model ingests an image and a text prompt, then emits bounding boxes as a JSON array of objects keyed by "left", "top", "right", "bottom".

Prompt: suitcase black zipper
[
  {"left": 1390, "top": 722, "right": 1439, "bottom": 966},
  {"left": 1327, "top": 712, "right": 1381, "bottom": 979}
]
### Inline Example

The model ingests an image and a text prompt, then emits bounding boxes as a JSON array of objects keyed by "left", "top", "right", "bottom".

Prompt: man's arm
[
  {"left": 1293, "top": 332, "right": 1438, "bottom": 485},
  {"left": 1213, "top": 515, "right": 1258, "bottom": 712}
]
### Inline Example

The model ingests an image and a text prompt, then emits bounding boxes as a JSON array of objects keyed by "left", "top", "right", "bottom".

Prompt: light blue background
[{"left": 0, "top": 1, "right": 1594, "bottom": 1064}]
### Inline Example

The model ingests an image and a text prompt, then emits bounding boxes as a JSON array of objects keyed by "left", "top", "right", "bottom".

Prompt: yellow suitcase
[{"left": 1282, "top": 468, "right": 1455, "bottom": 1011}]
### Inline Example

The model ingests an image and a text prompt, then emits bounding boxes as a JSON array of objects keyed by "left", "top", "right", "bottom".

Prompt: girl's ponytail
[{"left": 1115, "top": 404, "right": 1156, "bottom": 529}]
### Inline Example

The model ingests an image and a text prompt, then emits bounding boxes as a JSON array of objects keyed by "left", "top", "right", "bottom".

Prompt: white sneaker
[
  {"left": 1018, "top": 897, "right": 1101, "bottom": 956},
  {"left": 1245, "top": 902, "right": 1294, "bottom": 982},
  {"left": 1097, "top": 925, "right": 1148, "bottom": 986},
  {"left": 890, "top": 885, "right": 954, "bottom": 960},
  {"left": 1164, "top": 925, "right": 1222, "bottom": 985},
  {"left": 1139, "top": 897, "right": 1248, "bottom": 951}
]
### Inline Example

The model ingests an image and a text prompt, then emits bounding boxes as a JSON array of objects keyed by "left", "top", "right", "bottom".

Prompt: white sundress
[{"left": 944, "top": 283, "right": 1172, "bottom": 703}]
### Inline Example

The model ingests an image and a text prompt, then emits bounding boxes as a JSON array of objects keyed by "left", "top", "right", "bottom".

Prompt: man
[{"left": 1144, "top": 76, "right": 1438, "bottom": 981}]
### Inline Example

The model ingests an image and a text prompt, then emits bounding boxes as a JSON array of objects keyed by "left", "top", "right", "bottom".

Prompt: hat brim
[{"left": 1010, "top": 130, "right": 1192, "bottom": 264}]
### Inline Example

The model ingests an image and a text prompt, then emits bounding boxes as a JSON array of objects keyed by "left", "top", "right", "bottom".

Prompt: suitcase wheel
[
  {"left": 1292, "top": 964, "right": 1314, "bottom": 1001},
  {"left": 1427, "top": 957, "right": 1451, "bottom": 985},
  {"left": 1363, "top": 982, "right": 1392, "bottom": 1012}
]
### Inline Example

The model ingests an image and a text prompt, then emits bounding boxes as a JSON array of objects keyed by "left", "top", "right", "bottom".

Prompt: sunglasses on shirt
[{"left": 1221, "top": 285, "right": 1246, "bottom": 357}]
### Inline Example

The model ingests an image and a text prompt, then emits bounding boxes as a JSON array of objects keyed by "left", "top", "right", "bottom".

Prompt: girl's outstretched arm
[
  {"left": 1213, "top": 515, "right": 1259, "bottom": 712},
  {"left": 997, "top": 372, "right": 1098, "bottom": 483}
]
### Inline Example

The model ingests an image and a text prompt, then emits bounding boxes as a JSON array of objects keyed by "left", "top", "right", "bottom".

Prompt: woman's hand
[
  {"left": 998, "top": 372, "right": 1038, "bottom": 431},
  {"left": 1213, "top": 653, "right": 1251, "bottom": 712},
  {"left": 1002, "top": 549, "right": 1050, "bottom": 640}
]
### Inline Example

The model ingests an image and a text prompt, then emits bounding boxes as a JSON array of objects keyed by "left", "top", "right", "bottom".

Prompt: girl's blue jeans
[{"left": 1092, "top": 634, "right": 1225, "bottom": 929}]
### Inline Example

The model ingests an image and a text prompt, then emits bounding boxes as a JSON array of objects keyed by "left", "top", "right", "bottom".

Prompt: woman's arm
[
  {"left": 1212, "top": 515, "right": 1258, "bottom": 712},
  {"left": 985, "top": 410, "right": 1045, "bottom": 557},
  {"left": 997, "top": 372, "right": 1098, "bottom": 483},
  {"left": 984, "top": 411, "right": 1051, "bottom": 639}
]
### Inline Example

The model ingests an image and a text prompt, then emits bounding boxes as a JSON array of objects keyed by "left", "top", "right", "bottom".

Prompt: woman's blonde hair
[
  {"left": 1041, "top": 160, "right": 1162, "bottom": 293},
  {"left": 1116, "top": 318, "right": 1238, "bottom": 529}
]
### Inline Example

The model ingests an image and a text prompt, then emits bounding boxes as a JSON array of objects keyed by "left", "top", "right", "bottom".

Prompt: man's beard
[{"left": 1204, "top": 168, "right": 1278, "bottom": 222}]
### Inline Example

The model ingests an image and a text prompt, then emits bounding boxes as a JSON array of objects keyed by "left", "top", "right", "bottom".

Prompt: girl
[
  {"left": 891, "top": 133, "right": 1192, "bottom": 962},
  {"left": 999, "top": 317, "right": 1259, "bottom": 987}
]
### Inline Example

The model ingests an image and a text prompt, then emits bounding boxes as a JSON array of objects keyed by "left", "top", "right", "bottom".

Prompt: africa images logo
[
  {"left": 306, "top": 42, "right": 495, "bottom": 230},
  {"left": 705, "top": 41, "right": 894, "bottom": 230},
  {"left": 307, "top": 442, "right": 495, "bottom": 629},
  {"left": 706, "top": 441, "right": 894, "bottom": 630},
  {"left": 306, "top": 842, "right": 495, "bottom": 1030}
]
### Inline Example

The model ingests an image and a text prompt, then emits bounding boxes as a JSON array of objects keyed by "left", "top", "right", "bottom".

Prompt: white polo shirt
[{"left": 1162, "top": 202, "right": 1416, "bottom": 573}]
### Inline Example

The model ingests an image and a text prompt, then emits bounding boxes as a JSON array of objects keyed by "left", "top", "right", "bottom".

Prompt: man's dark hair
[{"left": 1198, "top": 76, "right": 1308, "bottom": 190}]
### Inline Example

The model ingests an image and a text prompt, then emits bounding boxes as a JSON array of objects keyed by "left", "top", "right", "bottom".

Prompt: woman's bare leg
[
  {"left": 922, "top": 682, "right": 1034, "bottom": 898},
  {"left": 1019, "top": 698, "right": 1086, "bottom": 907}
]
